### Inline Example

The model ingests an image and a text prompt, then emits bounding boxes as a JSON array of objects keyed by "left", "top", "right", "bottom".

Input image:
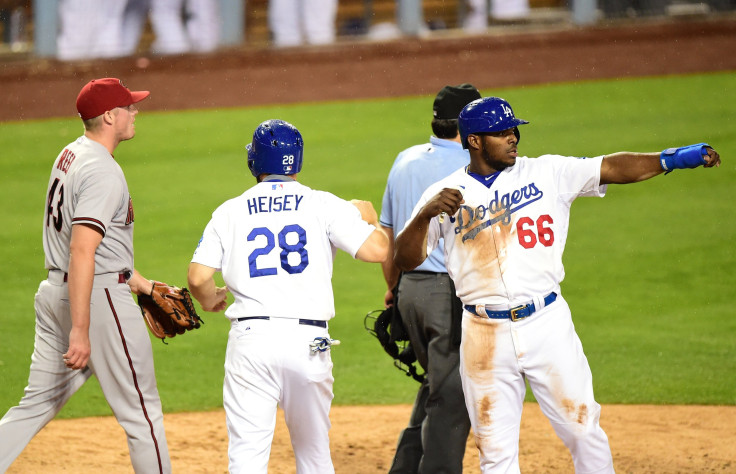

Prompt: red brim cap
[
  {"left": 76, "top": 78, "right": 150, "bottom": 120},
  {"left": 130, "top": 90, "right": 151, "bottom": 103}
]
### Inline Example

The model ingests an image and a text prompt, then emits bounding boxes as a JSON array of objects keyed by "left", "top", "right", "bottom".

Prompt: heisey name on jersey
[
  {"left": 247, "top": 194, "right": 304, "bottom": 215},
  {"left": 450, "top": 182, "right": 544, "bottom": 242}
]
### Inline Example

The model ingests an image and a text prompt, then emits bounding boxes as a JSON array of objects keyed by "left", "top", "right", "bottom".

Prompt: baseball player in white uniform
[
  {"left": 0, "top": 78, "right": 171, "bottom": 472},
  {"left": 268, "top": 0, "right": 337, "bottom": 47},
  {"left": 57, "top": 0, "right": 129, "bottom": 60},
  {"left": 394, "top": 96, "right": 721, "bottom": 473},
  {"left": 120, "top": 0, "right": 220, "bottom": 56},
  {"left": 149, "top": 0, "right": 220, "bottom": 54},
  {"left": 187, "top": 119, "right": 388, "bottom": 473}
]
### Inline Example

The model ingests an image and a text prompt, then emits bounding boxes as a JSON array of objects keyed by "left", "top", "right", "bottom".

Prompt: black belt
[
  {"left": 405, "top": 271, "right": 448, "bottom": 276},
  {"left": 464, "top": 292, "right": 557, "bottom": 322},
  {"left": 63, "top": 271, "right": 131, "bottom": 283},
  {"left": 236, "top": 316, "right": 327, "bottom": 328}
]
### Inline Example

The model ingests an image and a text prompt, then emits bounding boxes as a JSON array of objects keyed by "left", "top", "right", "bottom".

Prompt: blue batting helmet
[
  {"left": 247, "top": 119, "right": 304, "bottom": 177},
  {"left": 458, "top": 97, "right": 529, "bottom": 149}
]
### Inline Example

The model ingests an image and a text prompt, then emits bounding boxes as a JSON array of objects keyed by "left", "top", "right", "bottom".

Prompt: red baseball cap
[{"left": 76, "top": 78, "right": 150, "bottom": 120}]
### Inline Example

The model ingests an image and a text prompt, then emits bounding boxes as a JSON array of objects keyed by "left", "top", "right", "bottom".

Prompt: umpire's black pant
[{"left": 389, "top": 272, "right": 471, "bottom": 474}]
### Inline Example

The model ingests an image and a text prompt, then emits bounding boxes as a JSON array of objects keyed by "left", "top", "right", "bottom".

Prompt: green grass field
[{"left": 1, "top": 72, "right": 734, "bottom": 419}]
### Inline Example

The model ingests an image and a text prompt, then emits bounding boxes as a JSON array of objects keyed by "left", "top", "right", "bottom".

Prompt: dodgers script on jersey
[
  {"left": 43, "top": 136, "right": 135, "bottom": 274},
  {"left": 412, "top": 155, "right": 607, "bottom": 306},
  {"left": 191, "top": 179, "right": 376, "bottom": 320}
]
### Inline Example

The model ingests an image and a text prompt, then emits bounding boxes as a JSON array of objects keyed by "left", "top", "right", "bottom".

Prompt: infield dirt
[{"left": 7, "top": 403, "right": 736, "bottom": 472}]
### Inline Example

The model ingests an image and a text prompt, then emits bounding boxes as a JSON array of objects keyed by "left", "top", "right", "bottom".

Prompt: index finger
[{"left": 440, "top": 187, "right": 464, "bottom": 201}]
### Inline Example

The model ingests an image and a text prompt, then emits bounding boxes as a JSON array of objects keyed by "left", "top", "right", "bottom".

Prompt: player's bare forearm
[
  {"left": 600, "top": 152, "right": 663, "bottom": 184},
  {"left": 67, "top": 257, "right": 94, "bottom": 333},
  {"left": 127, "top": 270, "right": 153, "bottom": 295},
  {"left": 380, "top": 226, "right": 399, "bottom": 288},
  {"left": 66, "top": 224, "right": 101, "bottom": 370},
  {"left": 188, "top": 262, "right": 228, "bottom": 312},
  {"left": 601, "top": 146, "right": 721, "bottom": 185},
  {"left": 355, "top": 227, "right": 390, "bottom": 263},
  {"left": 379, "top": 226, "right": 399, "bottom": 307},
  {"left": 394, "top": 216, "right": 430, "bottom": 272},
  {"left": 351, "top": 199, "right": 389, "bottom": 262},
  {"left": 394, "top": 188, "right": 463, "bottom": 271},
  {"left": 66, "top": 259, "right": 93, "bottom": 369}
]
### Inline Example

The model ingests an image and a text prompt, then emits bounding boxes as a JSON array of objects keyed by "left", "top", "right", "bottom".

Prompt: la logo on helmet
[{"left": 502, "top": 104, "right": 513, "bottom": 118}]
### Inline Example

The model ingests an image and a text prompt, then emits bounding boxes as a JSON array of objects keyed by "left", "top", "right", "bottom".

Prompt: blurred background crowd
[{"left": 0, "top": 0, "right": 734, "bottom": 61}]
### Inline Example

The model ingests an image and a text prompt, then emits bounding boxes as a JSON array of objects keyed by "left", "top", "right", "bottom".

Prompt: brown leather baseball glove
[{"left": 137, "top": 281, "right": 203, "bottom": 342}]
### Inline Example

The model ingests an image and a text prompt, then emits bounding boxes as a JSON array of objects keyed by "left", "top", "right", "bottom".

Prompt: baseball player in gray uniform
[
  {"left": 0, "top": 78, "right": 171, "bottom": 473},
  {"left": 394, "top": 96, "right": 721, "bottom": 473},
  {"left": 187, "top": 119, "right": 389, "bottom": 473}
]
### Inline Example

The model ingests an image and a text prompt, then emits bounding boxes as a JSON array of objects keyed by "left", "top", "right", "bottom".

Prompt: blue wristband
[{"left": 660, "top": 143, "right": 709, "bottom": 173}]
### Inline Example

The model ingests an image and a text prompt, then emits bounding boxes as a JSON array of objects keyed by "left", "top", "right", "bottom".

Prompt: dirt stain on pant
[
  {"left": 463, "top": 316, "right": 497, "bottom": 377},
  {"left": 463, "top": 316, "right": 499, "bottom": 457},
  {"left": 562, "top": 398, "right": 589, "bottom": 426}
]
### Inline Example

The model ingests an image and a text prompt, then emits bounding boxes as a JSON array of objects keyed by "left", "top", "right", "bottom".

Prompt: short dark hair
[
  {"left": 431, "top": 118, "right": 459, "bottom": 139},
  {"left": 82, "top": 115, "right": 103, "bottom": 132}
]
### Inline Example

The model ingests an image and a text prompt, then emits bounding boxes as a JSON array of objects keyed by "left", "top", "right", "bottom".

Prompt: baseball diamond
[{"left": 1, "top": 14, "right": 735, "bottom": 474}]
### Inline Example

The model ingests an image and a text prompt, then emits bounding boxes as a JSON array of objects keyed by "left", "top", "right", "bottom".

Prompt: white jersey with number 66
[{"left": 411, "top": 154, "right": 607, "bottom": 307}]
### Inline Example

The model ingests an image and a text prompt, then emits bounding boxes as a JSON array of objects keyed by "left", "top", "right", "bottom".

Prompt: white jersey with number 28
[{"left": 192, "top": 179, "right": 375, "bottom": 320}]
